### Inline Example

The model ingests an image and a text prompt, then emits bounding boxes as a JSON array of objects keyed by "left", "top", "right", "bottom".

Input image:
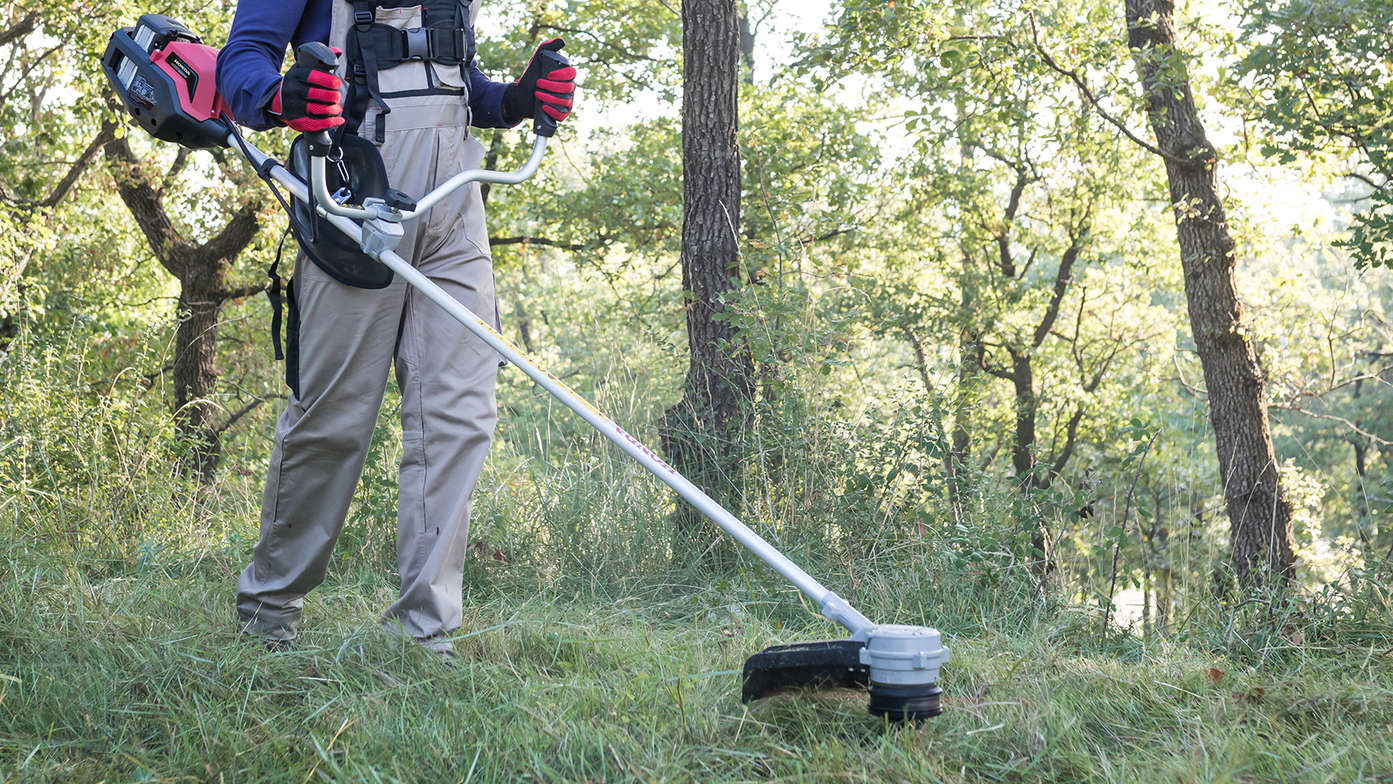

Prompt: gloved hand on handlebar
[
  {"left": 502, "top": 39, "right": 576, "bottom": 125},
  {"left": 270, "top": 50, "right": 344, "bottom": 133}
]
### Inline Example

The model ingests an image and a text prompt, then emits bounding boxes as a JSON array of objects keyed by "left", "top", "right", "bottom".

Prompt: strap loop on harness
[
  {"left": 353, "top": 0, "right": 390, "bottom": 143},
  {"left": 266, "top": 228, "right": 289, "bottom": 361}
]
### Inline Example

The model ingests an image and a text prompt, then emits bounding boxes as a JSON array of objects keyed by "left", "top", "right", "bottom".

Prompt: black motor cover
[{"left": 102, "top": 15, "right": 231, "bottom": 150}]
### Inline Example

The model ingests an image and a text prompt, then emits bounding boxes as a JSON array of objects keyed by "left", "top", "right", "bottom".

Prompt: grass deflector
[{"left": 102, "top": 14, "right": 949, "bottom": 723}]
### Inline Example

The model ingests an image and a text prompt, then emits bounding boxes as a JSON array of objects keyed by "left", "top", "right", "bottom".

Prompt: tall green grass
[{"left": 3, "top": 313, "right": 1392, "bottom": 782}]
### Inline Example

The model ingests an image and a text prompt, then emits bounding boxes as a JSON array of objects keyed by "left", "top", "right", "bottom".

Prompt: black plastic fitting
[{"left": 867, "top": 682, "right": 943, "bottom": 724}]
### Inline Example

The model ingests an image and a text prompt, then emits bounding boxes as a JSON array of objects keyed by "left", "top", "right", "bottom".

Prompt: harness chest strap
[{"left": 343, "top": 0, "right": 477, "bottom": 143}]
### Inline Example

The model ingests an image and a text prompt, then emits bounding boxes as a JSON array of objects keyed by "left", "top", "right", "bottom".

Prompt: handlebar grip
[
  {"left": 295, "top": 41, "right": 339, "bottom": 73},
  {"left": 295, "top": 43, "right": 340, "bottom": 148},
  {"left": 532, "top": 48, "right": 570, "bottom": 138}
]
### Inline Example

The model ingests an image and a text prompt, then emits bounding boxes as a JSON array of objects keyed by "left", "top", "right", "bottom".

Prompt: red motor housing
[{"left": 102, "top": 15, "right": 232, "bottom": 149}]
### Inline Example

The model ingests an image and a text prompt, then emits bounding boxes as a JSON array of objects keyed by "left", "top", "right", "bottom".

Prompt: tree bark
[
  {"left": 737, "top": 4, "right": 756, "bottom": 82},
  {"left": 1124, "top": 0, "right": 1295, "bottom": 587},
  {"left": 1007, "top": 350, "right": 1038, "bottom": 483},
  {"left": 662, "top": 0, "right": 753, "bottom": 564},
  {"left": 172, "top": 265, "right": 228, "bottom": 479},
  {"left": 949, "top": 323, "right": 981, "bottom": 503},
  {"left": 105, "top": 136, "right": 260, "bottom": 482}
]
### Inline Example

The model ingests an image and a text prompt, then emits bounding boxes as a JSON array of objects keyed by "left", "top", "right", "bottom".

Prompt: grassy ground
[{"left": 2, "top": 550, "right": 1391, "bottom": 784}]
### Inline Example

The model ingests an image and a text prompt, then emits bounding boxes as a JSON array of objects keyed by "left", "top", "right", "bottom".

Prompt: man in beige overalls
[{"left": 215, "top": 0, "right": 575, "bottom": 653}]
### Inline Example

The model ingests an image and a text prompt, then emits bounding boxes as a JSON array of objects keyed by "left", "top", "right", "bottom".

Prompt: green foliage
[
  {"left": 1240, "top": 0, "right": 1393, "bottom": 268},
  {"left": 1, "top": 1, "right": 1392, "bottom": 777},
  {"left": 0, "top": 318, "right": 256, "bottom": 560}
]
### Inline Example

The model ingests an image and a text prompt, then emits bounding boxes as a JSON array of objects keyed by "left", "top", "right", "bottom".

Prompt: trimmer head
[
  {"left": 742, "top": 625, "right": 948, "bottom": 724},
  {"left": 859, "top": 624, "right": 948, "bottom": 722}
]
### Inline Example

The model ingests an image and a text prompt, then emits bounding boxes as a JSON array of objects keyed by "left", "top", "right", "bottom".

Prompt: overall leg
[
  {"left": 381, "top": 128, "right": 500, "bottom": 640},
  {"left": 237, "top": 256, "right": 410, "bottom": 640}
]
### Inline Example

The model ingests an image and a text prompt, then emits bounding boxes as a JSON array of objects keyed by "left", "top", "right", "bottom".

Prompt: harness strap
[
  {"left": 266, "top": 227, "right": 290, "bottom": 361},
  {"left": 341, "top": 0, "right": 477, "bottom": 144},
  {"left": 352, "top": 0, "right": 390, "bottom": 143}
]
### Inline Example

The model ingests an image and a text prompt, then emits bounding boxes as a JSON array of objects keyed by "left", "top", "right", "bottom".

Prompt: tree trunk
[
  {"left": 173, "top": 264, "right": 227, "bottom": 481},
  {"left": 104, "top": 135, "right": 261, "bottom": 485},
  {"left": 949, "top": 319, "right": 981, "bottom": 506},
  {"left": 1153, "top": 495, "right": 1172, "bottom": 633},
  {"left": 1008, "top": 351, "right": 1037, "bottom": 485},
  {"left": 1124, "top": 0, "right": 1295, "bottom": 588},
  {"left": 1005, "top": 350, "right": 1055, "bottom": 581},
  {"left": 737, "top": 4, "right": 756, "bottom": 82},
  {"left": 662, "top": 0, "right": 752, "bottom": 564}
]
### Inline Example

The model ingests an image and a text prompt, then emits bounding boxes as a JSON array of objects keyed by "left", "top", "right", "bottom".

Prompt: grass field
[{"left": 3, "top": 548, "right": 1391, "bottom": 784}]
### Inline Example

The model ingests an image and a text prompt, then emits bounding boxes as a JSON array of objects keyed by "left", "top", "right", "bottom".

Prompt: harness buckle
[
  {"left": 403, "top": 28, "right": 430, "bottom": 61},
  {"left": 353, "top": 9, "right": 374, "bottom": 27}
]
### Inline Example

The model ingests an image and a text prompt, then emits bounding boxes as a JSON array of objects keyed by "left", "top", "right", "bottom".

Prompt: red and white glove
[
  {"left": 502, "top": 39, "right": 577, "bottom": 124},
  {"left": 270, "top": 49, "right": 344, "bottom": 133}
]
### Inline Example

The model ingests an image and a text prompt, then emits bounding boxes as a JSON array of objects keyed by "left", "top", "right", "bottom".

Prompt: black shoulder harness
[{"left": 342, "top": 0, "right": 476, "bottom": 143}]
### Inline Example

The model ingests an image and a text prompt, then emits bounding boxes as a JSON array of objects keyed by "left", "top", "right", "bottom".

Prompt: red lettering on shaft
[{"left": 615, "top": 426, "right": 677, "bottom": 474}]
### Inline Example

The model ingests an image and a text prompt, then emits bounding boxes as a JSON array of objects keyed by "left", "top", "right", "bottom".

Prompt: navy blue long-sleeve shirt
[{"left": 216, "top": 0, "right": 511, "bottom": 130}]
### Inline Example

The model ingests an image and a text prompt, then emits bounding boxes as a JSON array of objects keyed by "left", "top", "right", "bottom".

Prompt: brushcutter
[{"left": 102, "top": 15, "right": 949, "bottom": 723}]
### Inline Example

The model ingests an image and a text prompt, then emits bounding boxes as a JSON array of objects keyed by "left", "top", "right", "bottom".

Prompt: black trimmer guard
[
  {"left": 742, "top": 638, "right": 945, "bottom": 722},
  {"left": 741, "top": 640, "right": 869, "bottom": 703}
]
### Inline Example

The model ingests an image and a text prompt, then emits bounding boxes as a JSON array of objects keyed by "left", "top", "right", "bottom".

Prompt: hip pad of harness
[{"left": 288, "top": 133, "right": 394, "bottom": 289}]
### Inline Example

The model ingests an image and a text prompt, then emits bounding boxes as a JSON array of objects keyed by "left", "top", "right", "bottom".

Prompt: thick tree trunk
[
  {"left": 662, "top": 0, "right": 752, "bottom": 564},
  {"left": 1005, "top": 350, "right": 1055, "bottom": 581},
  {"left": 1008, "top": 351, "right": 1037, "bottom": 484},
  {"left": 1124, "top": 0, "right": 1295, "bottom": 588},
  {"left": 104, "top": 136, "right": 260, "bottom": 485},
  {"left": 173, "top": 265, "right": 227, "bottom": 481}
]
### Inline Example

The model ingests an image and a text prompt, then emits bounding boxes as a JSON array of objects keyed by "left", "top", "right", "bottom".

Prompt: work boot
[
  {"left": 239, "top": 629, "right": 295, "bottom": 653},
  {"left": 238, "top": 617, "right": 295, "bottom": 653},
  {"left": 418, "top": 633, "right": 457, "bottom": 667}
]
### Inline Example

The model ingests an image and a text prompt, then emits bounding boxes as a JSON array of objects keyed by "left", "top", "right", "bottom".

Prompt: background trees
[
  {"left": 2, "top": 0, "right": 1390, "bottom": 639},
  {"left": 3, "top": 1, "right": 1393, "bottom": 778},
  {"left": 1124, "top": 0, "right": 1296, "bottom": 587}
]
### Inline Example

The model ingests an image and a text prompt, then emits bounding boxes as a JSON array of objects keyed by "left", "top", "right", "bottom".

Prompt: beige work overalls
[{"left": 237, "top": 0, "right": 498, "bottom": 644}]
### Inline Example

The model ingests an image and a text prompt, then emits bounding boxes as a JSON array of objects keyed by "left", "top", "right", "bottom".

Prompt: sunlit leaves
[{"left": 1239, "top": 0, "right": 1393, "bottom": 267}]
